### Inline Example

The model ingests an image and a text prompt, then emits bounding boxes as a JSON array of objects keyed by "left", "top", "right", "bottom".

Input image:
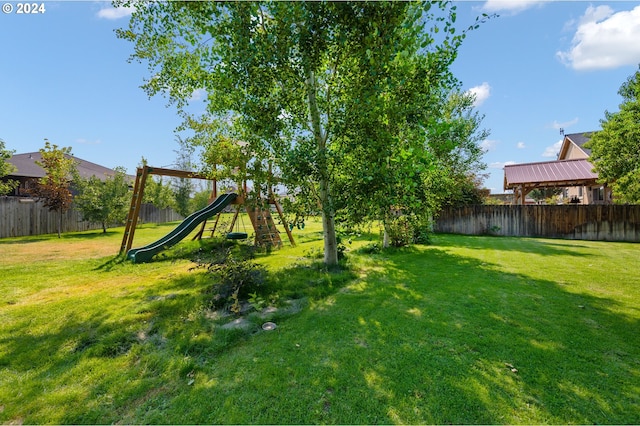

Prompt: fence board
[
  {"left": 0, "top": 197, "right": 183, "bottom": 238},
  {"left": 435, "top": 204, "right": 640, "bottom": 242}
]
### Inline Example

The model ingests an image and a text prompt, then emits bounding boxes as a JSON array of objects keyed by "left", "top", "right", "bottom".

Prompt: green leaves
[
  {"left": 588, "top": 66, "right": 640, "bottom": 203},
  {"left": 73, "top": 166, "right": 131, "bottom": 233},
  {"left": 117, "top": 0, "right": 490, "bottom": 259}
]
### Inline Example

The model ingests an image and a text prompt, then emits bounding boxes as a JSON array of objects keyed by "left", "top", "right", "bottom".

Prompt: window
[{"left": 593, "top": 187, "right": 604, "bottom": 202}]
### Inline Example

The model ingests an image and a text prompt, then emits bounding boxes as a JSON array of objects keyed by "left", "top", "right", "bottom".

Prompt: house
[
  {"left": 556, "top": 132, "right": 612, "bottom": 204},
  {"left": 2, "top": 152, "right": 123, "bottom": 197},
  {"left": 503, "top": 132, "right": 612, "bottom": 205}
]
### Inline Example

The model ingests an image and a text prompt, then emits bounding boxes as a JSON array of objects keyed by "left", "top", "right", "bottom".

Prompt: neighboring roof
[
  {"left": 504, "top": 158, "right": 599, "bottom": 190},
  {"left": 7, "top": 152, "right": 119, "bottom": 181},
  {"left": 560, "top": 131, "right": 595, "bottom": 158}
]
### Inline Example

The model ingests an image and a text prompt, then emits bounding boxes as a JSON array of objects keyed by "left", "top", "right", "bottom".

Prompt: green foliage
[
  {"left": 587, "top": 66, "right": 640, "bottom": 203},
  {"left": 193, "top": 244, "right": 266, "bottom": 313},
  {"left": 0, "top": 139, "right": 18, "bottom": 194},
  {"left": 72, "top": 167, "right": 131, "bottom": 233},
  {"left": 529, "top": 187, "right": 562, "bottom": 204},
  {"left": 116, "top": 1, "right": 491, "bottom": 265},
  {"left": 172, "top": 136, "right": 196, "bottom": 217},
  {"left": 28, "top": 140, "right": 76, "bottom": 238},
  {"left": 189, "top": 189, "right": 213, "bottom": 213}
]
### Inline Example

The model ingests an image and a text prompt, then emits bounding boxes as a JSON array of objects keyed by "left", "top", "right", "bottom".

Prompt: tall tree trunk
[
  {"left": 383, "top": 221, "right": 391, "bottom": 248},
  {"left": 57, "top": 209, "right": 62, "bottom": 238},
  {"left": 306, "top": 69, "right": 338, "bottom": 266}
]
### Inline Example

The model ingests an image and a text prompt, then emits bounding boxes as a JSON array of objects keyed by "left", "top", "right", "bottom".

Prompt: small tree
[
  {"left": 172, "top": 136, "right": 195, "bottom": 217},
  {"left": 587, "top": 66, "right": 640, "bottom": 204},
  {"left": 138, "top": 157, "right": 175, "bottom": 210},
  {"left": 0, "top": 139, "right": 18, "bottom": 195},
  {"left": 73, "top": 167, "right": 131, "bottom": 233},
  {"left": 28, "top": 140, "right": 76, "bottom": 238}
]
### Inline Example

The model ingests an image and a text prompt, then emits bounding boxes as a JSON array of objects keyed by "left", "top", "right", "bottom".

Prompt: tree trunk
[
  {"left": 57, "top": 209, "right": 62, "bottom": 238},
  {"left": 102, "top": 222, "right": 107, "bottom": 233},
  {"left": 383, "top": 221, "right": 391, "bottom": 248},
  {"left": 306, "top": 69, "right": 338, "bottom": 266}
]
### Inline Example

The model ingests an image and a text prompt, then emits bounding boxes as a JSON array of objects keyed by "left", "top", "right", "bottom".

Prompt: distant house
[
  {"left": 503, "top": 132, "right": 612, "bottom": 205},
  {"left": 556, "top": 132, "right": 612, "bottom": 204},
  {"left": 2, "top": 152, "right": 124, "bottom": 197}
]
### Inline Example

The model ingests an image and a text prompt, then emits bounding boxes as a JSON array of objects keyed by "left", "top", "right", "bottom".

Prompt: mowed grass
[{"left": 0, "top": 217, "right": 639, "bottom": 424}]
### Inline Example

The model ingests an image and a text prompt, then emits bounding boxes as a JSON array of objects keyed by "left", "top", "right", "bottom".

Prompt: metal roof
[
  {"left": 504, "top": 158, "right": 599, "bottom": 190},
  {"left": 7, "top": 152, "right": 120, "bottom": 181}
]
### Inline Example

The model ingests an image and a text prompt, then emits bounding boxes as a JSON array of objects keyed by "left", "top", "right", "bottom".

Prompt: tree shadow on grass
[
  {"left": 311, "top": 247, "right": 639, "bottom": 424},
  {"left": 147, "top": 245, "right": 639, "bottom": 424},
  {"left": 2, "top": 240, "right": 638, "bottom": 424},
  {"left": 433, "top": 233, "right": 597, "bottom": 257}
]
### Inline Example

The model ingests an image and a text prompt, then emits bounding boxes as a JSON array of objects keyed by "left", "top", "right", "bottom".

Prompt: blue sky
[{"left": 2, "top": 1, "right": 640, "bottom": 194}]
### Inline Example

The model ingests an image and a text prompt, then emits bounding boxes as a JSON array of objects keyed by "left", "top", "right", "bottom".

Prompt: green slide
[{"left": 127, "top": 193, "right": 237, "bottom": 263}]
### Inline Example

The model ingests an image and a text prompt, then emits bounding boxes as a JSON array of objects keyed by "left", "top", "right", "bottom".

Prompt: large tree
[
  {"left": 587, "top": 66, "right": 640, "bottom": 204},
  {"left": 118, "top": 1, "right": 487, "bottom": 264},
  {"left": 28, "top": 140, "right": 77, "bottom": 238},
  {"left": 73, "top": 167, "right": 131, "bottom": 233}
]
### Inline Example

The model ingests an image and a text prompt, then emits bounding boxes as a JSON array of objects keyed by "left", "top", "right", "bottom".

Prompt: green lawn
[{"left": 1, "top": 219, "right": 638, "bottom": 424}]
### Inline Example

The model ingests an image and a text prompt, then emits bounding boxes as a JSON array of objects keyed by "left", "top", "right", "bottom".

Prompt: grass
[{"left": 0, "top": 217, "right": 639, "bottom": 424}]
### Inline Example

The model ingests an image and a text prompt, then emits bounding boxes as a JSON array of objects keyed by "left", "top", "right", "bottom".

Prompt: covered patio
[{"left": 504, "top": 158, "right": 599, "bottom": 205}]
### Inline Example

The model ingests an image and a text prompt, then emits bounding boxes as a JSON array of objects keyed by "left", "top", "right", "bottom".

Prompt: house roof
[
  {"left": 560, "top": 132, "right": 594, "bottom": 158},
  {"left": 7, "top": 152, "right": 120, "bottom": 181},
  {"left": 504, "top": 158, "right": 599, "bottom": 190}
]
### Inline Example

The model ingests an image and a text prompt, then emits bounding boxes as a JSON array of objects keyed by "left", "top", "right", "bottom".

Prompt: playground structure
[{"left": 120, "top": 165, "right": 295, "bottom": 263}]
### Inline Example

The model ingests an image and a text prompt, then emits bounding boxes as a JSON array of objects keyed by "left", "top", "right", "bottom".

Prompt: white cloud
[
  {"left": 189, "top": 89, "right": 207, "bottom": 102},
  {"left": 480, "top": 139, "right": 498, "bottom": 152},
  {"left": 489, "top": 161, "right": 516, "bottom": 169},
  {"left": 551, "top": 117, "right": 579, "bottom": 130},
  {"left": 481, "top": 0, "right": 546, "bottom": 15},
  {"left": 557, "top": 5, "right": 640, "bottom": 70},
  {"left": 97, "top": 5, "right": 134, "bottom": 20},
  {"left": 467, "top": 82, "right": 491, "bottom": 107},
  {"left": 542, "top": 139, "right": 563, "bottom": 158},
  {"left": 517, "top": 142, "right": 526, "bottom": 149}
]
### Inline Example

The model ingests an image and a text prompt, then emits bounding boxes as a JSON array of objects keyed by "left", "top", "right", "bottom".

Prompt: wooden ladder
[{"left": 246, "top": 206, "right": 282, "bottom": 248}]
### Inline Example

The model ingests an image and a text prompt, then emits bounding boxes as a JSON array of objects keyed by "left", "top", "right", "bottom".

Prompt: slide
[{"left": 127, "top": 193, "right": 238, "bottom": 263}]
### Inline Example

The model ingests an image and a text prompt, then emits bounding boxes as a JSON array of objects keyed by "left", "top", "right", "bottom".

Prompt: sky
[{"left": 1, "top": 1, "right": 640, "bottom": 194}]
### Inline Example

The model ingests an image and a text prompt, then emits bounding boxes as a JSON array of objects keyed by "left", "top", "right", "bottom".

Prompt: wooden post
[
  {"left": 271, "top": 195, "right": 295, "bottom": 247},
  {"left": 120, "top": 166, "right": 149, "bottom": 254}
]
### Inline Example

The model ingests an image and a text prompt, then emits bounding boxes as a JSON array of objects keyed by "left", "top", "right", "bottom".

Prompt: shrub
[
  {"left": 204, "top": 256, "right": 267, "bottom": 313},
  {"left": 192, "top": 243, "right": 266, "bottom": 313}
]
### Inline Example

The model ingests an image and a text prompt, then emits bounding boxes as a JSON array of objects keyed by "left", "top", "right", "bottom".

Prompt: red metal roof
[{"left": 504, "top": 158, "right": 599, "bottom": 190}]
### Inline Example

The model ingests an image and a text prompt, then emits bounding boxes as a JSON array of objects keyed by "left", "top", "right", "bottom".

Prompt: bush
[
  {"left": 204, "top": 256, "right": 267, "bottom": 313},
  {"left": 192, "top": 243, "right": 266, "bottom": 314},
  {"left": 386, "top": 214, "right": 433, "bottom": 247}
]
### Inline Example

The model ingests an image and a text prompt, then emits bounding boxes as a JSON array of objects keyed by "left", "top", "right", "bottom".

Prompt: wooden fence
[
  {"left": 434, "top": 204, "right": 640, "bottom": 242},
  {"left": 0, "top": 197, "right": 183, "bottom": 238}
]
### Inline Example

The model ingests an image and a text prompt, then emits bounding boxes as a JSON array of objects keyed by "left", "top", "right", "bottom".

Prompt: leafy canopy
[
  {"left": 28, "top": 140, "right": 77, "bottom": 238},
  {"left": 117, "top": 1, "right": 489, "bottom": 262},
  {"left": 73, "top": 167, "right": 131, "bottom": 233},
  {"left": 0, "top": 139, "right": 18, "bottom": 194},
  {"left": 587, "top": 66, "right": 640, "bottom": 204}
]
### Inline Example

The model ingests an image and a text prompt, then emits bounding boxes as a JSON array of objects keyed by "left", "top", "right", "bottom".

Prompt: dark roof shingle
[{"left": 7, "top": 152, "right": 119, "bottom": 181}]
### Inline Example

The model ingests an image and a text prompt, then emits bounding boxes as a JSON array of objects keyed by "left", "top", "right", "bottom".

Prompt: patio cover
[{"left": 504, "top": 158, "right": 599, "bottom": 204}]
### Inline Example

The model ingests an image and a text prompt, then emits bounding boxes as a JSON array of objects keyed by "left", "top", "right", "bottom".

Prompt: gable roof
[
  {"left": 558, "top": 131, "right": 595, "bottom": 159},
  {"left": 7, "top": 152, "right": 119, "bottom": 181},
  {"left": 504, "top": 158, "right": 599, "bottom": 190}
]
